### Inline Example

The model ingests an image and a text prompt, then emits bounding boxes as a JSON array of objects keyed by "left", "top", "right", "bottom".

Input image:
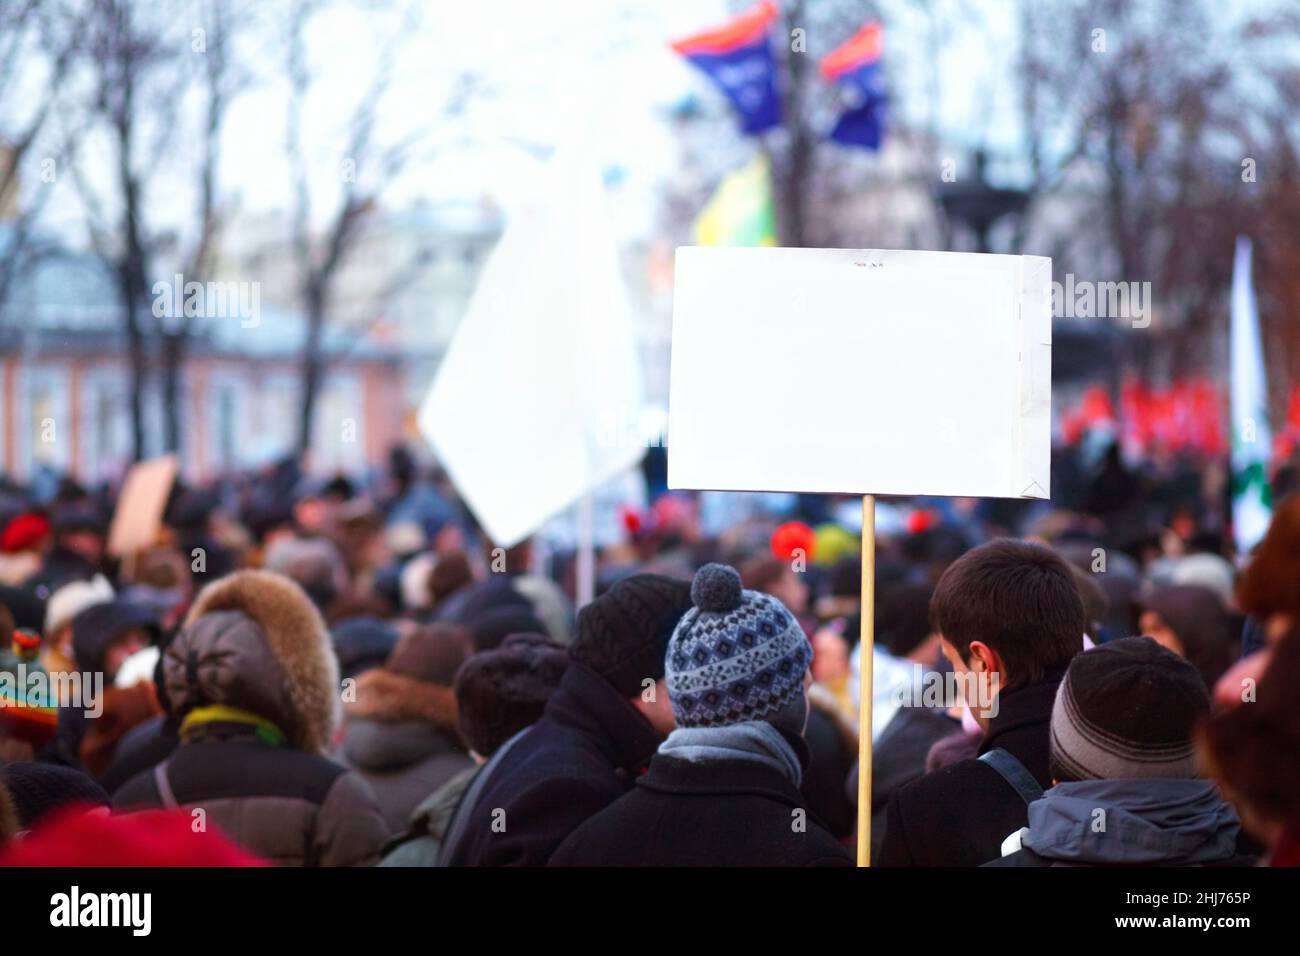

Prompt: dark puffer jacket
[
  {"left": 339, "top": 667, "right": 473, "bottom": 835},
  {"left": 114, "top": 571, "right": 389, "bottom": 866}
]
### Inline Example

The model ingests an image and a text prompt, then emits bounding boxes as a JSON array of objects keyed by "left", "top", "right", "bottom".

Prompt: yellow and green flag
[{"left": 693, "top": 155, "right": 777, "bottom": 247}]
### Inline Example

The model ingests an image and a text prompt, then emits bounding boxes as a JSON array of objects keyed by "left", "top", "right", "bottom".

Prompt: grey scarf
[{"left": 657, "top": 720, "right": 803, "bottom": 787}]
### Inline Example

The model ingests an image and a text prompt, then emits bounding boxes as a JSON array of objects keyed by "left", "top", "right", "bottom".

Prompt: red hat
[
  {"left": 907, "top": 508, "right": 939, "bottom": 535},
  {"left": 0, "top": 513, "right": 50, "bottom": 554},
  {"left": 0, "top": 805, "right": 267, "bottom": 867},
  {"left": 770, "top": 521, "right": 816, "bottom": 563}
]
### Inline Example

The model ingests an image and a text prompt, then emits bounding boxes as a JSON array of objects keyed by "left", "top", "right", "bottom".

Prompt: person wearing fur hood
[
  {"left": 113, "top": 570, "right": 389, "bottom": 866},
  {"left": 339, "top": 624, "right": 475, "bottom": 835}
]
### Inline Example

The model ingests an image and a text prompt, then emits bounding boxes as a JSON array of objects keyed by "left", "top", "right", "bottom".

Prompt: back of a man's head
[{"left": 930, "top": 538, "right": 1084, "bottom": 689}]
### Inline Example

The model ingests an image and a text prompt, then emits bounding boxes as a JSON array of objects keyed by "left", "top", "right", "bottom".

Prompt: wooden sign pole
[{"left": 856, "top": 494, "right": 876, "bottom": 866}]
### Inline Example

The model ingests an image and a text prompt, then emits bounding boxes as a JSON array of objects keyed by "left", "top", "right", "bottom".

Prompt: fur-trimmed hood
[
  {"left": 344, "top": 668, "right": 458, "bottom": 730},
  {"left": 341, "top": 669, "right": 462, "bottom": 772},
  {"left": 165, "top": 570, "right": 340, "bottom": 754}
]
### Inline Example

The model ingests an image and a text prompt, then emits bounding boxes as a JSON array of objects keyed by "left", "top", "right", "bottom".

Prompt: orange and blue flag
[
  {"left": 821, "top": 21, "right": 887, "bottom": 149},
  {"left": 671, "top": 1, "right": 782, "bottom": 135}
]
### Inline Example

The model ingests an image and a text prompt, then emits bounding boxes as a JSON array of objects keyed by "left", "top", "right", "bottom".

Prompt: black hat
[
  {"left": 0, "top": 762, "right": 110, "bottom": 831},
  {"left": 455, "top": 638, "right": 568, "bottom": 756},
  {"left": 469, "top": 605, "right": 546, "bottom": 653},
  {"left": 571, "top": 573, "right": 693, "bottom": 697},
  {"left": 70, "top": 600, "right": 159, "bottom": 673},
  {"left": 330, "top": 616, "right": 399, "bottom": 680},
  {"left": 50, "top": 504, "right": 106, "bottom": 536},
  {"left": 1050, "top": 636, "right": 1210, "bottom": 781}
]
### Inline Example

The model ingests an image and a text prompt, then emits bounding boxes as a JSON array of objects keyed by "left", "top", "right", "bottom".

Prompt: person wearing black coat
[
  {"left": 549, "top": 730, "right": 850, "bottom": 866},
  {"left": 440, "top": 573, "right": 693, "bottom": 866},
  {"left": 550, "top": 564, "right": 852, "bottom": 867},
  {"left": 879, "top": 668, "right": 1065, "bottom": 866},
  {"left": 878, "top": 539, "right": 1086, "bottom": 867}
]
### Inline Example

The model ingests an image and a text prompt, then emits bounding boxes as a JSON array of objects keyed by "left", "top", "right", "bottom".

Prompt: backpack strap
[
  {"left": 152, "top": 760, "right": 180, "bottom": 809},
  {"left": 435, "top": 726, "right": 531, "bottom": 867},
  {"left": 978, "top": 748, "right": 1044, "bottom": 805}
]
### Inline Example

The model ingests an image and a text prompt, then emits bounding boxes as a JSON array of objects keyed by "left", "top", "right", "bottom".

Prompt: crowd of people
[{"left": 0, "top": 441, "right": 1297, "bottom": 867}]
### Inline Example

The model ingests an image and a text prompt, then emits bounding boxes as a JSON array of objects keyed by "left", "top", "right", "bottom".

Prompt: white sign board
[
  {"left": 668, "top": 247, "right": 1051, "bottom": 499},
  {"left": 418, "top": 142, "right": 646, "bottom": 548}
]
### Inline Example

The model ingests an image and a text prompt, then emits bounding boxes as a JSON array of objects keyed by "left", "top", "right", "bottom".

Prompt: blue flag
[
  {"left": 821, "top": 22, "right": 887, "bottom": 149},
  {"left": 671, "top": 1, "right": 782, "bottom": 136}
]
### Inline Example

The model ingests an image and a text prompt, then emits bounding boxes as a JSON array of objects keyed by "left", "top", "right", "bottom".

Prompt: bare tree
[
  {"left": 1011, "top": 0, "right": 1300, "bottom": 394},
  {"left": 157, "top": 0, "right": 257, "bottom": 455},
  {"left": 282, "top": 0, "right": 472, "bottom": 455},
  {"left": 0, "top": 0, "right": 82, "bottom": 325},
  {"left": 70, "top": 0, "right": 182, "bottom": 462},
  {"left": 68, "top": 0, "right": 257, "bottom": 461}
]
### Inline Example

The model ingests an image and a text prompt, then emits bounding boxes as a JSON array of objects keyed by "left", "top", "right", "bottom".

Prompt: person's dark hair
[
  {"left": 387, "top": 623, "right": 472, "bottom": 685},
  {"left": 875, "top": 583, "right": 934, "bottom": 658},
  {"left": 1199, "top": 629, "right": 1300, "bottom": 830},
  {"left": 930, "top": 538, "right": 1084, "bottom": 688},
  {"left": 827, "top": 557, "right": 861, "bottom": 599},
  {"left": 428, "top": 550, "right": 473, "bottom": 606},
  {"left": 738, "top": 555, "right": 786, "bottom": 594},
  {"left": 1068, "top": 563, "right": 1110, "bottom": 640},
  {"left": 454, "top": 639, "right": 568, "bottom": 756},
  {"left": 1139, "top": 585, "right": 1238, "bottom": 689}
]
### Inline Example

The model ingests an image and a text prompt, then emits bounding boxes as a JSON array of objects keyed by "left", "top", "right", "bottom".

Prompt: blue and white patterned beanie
[{"left": 666, "top": 563, "right": 812, "bottom": 728}]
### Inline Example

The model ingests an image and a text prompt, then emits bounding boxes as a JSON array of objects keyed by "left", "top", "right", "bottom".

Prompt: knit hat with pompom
[{"left": 666, "top": 563, "right": 811, "bottom": 728}]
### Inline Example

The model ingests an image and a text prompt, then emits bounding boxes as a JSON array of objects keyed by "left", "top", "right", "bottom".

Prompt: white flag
[
  {"left": 1230, "top": 235, "right": 1271, "bottom": 555},
  {"left": 417, "top": 142, "right": 645, "bottom": 548}
]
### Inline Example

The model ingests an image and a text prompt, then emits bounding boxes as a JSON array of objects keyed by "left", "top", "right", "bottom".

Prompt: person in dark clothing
[
  {"left": 440, "top": 573, "right": 693, "bottom": 866},
  {"left": 987, "top": 638, "right": 1248, "bottom": 867},
  {"left": 22, "top": 505, "right": 106, "bottom": 595},
  {"left": 381, "top": 634, "right": 568, "bottom": 866},
  {"left": 864, "top": 581, "right": 956, "bottom": 855},
  {"left": 551, "top": 564, "right": 850, "bottom": 867},
  {"left": 53, "top": 599, "right": 161, "bottom": 776},
  {"left": 97, "top": 714, "right": 179, "bottom": 795},
  {"left": 1138, "top": 585, "right": 1239, "bottom": 689},
  {"left": 878, "top": 539, "right": 1085, "bottom": 866},
  {"left": 866, "top": 704, "right": 960, "bottom": 855},
  {"left": 800, "top": 687, "right": 857, "bottom": 841},
  {"left": 339, "top": 624, "right": 474, "bottom": 834}
]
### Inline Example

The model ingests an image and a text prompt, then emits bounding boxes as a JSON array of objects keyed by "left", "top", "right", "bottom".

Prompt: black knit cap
[
  {"left": 1050, "top": 636, "right": 1211, "bottom": 781},
  {"left": 455, "top": 636, "right": 568, "bottom": 756},
  {"left": 571, "top": 573, "right": 694, "bottom": 696},
  {"left": 0, "top": 762, "right": 110, "bottom": 830}
]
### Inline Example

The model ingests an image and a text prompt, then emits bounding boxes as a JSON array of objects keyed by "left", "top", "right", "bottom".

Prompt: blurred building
[
  {"left": 215, "top": 197, "right": 678, "bottom": 426},
  {"left": 0, "top": 221, "right": 405, "bottom": 485},
  {"left": 212, "top": 199, "right": 506, "bottom": 411}
]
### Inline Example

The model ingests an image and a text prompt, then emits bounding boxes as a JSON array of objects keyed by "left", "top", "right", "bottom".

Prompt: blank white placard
[{"left": 667, "top": 246, "right": 1051, "bottom": 499}]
